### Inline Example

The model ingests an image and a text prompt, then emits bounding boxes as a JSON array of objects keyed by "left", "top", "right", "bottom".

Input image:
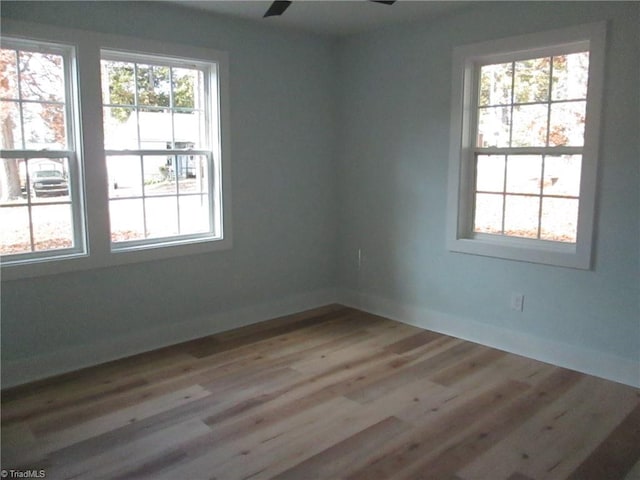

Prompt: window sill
[
  {"left": 0, "top": 235, "right": 232, "bottom": 280},
  {"left": 447, "top": 235, "right": 591, "bottom": 269}
]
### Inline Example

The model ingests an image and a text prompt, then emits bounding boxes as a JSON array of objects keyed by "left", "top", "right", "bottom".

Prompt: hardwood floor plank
[
  {"left": 111, "top": 450, "right": 189, "bottom": 480},
  {"left": 271, "top": 416, "right": 411, "bottom": 480},
  {"left": 153, "top": 395, "right": 364, "bottom": 480},
  {"left": 35, "top": 384, "right": 210, "bottom": 455},
  {"left": 566, "top": 402, "right": 640, "bottom": 480},
  {"left": 36, "top": 393, "right": 223, "bottom": 470},
  {"left": 396, "top": 369, "right": 585, "bottom": 480},
  {"left": 286, "top": 330, "right": 395, "bottom": 375},
  {"left": 383, "top": 330, "right": 444, "bottom": 354},
  {"left": 344, "top": 379, "right": 531, "bottom": 480},
  {"left": 1, "top": 377, "right": 149, "bottom": 426},
  {"left": 506, "top": 474, "right": 536, "bottom": 480},
  {"left": 491, "top": 352, "right": 558, "bottom": 387},
  {"left": 213, "top": 403, "right": 388, "bottom": 480},
  {"left": 344, "top": 340, "right": 480, "bottom": 404},
  {"left": 47, "top": 418, "right": 211, "bottom": 479},
  {"left": 1, "top": 348, "right": 194, "bottom": 405},
  {"left": 623, "top": 459, "right": 640, "bottom": 480},
  {"left": 458, "top": 375, "right": 639, "bottom": 480},
  {"left": 0, "top": 423, "right": 45, "bottom": 469},
  {"left": 429, "top": 347, "right": 507, "bottom": 387},
  {"left": 29, "top": 374, "right": 207, "bottom": 435}
]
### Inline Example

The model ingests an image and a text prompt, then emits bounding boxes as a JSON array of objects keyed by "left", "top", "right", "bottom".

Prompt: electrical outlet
[{"left": 511, "top": 293, "right": 524, "bottom": 312}]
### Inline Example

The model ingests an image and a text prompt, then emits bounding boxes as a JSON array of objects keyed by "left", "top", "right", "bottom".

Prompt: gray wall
[
  {"left": 337, "top": 2, "right": 639, "bottom": 365},
  {"left": 0, "top": 2, "right": 339, "bottom": 371},
  {"left": 1, "top": 1, "right": 638, "bottom": 386}
]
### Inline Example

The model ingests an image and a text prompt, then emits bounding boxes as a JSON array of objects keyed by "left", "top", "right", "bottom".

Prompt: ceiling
[{"left": 169, "top": 1, "right": 475, "bottom": 37}]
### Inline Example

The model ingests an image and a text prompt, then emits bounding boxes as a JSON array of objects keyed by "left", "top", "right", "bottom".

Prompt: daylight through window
[
  {"left": 473, "top": 52, "right": 589, "bottom": 243},
  {"left": 0, "top": 40, "right": 84, "bottom": 260},
  {"left": 101, "top": 51, "right": 220, "bottom": 249}
]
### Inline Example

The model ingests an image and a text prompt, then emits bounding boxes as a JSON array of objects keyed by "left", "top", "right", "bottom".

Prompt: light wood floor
[{"left": 2, "top": 305, "right": 639, "bottom": 480}]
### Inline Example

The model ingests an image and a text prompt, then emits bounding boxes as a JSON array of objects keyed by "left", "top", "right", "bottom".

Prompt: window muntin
[
  {"left": 0, "top": 40, "right": 85, "bottom": 262},
  {"left": 100, "top": 51, "right": 219, "bottom": 250}
]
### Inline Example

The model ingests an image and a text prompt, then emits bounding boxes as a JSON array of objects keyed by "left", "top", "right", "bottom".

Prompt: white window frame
[
  {"left": 101, "top": 49, "right": 222, "bottom": 252},
  {"left": 0, "top": 38, "right": 87, "bottom": 264},
  {"left": 0, "top": 20, "right": 232, "bottom": 280},
  {"left": 446, "top": 22, "right": 606, "bottom": 269}
]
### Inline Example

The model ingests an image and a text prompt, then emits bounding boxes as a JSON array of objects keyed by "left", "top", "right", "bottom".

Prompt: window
[
  {"left": 0, "top": 39, "right": 85, "bottom": 262},
  {"left": 1, "top": 21, "right": 231, "bottom": 279},
  {"left": 101, "top": 51, "right": 221, "bottom": 250},
  {"left": 447, "top": 23, "right": 605, "bottom": 269}
]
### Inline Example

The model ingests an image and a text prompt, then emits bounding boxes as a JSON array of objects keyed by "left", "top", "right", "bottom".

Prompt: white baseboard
[
  {"left": 339, "top": 289, "right": 639, "bottom": 388},
  {"left": 2, "top": 287, "right": 338, "bottom": 389},
  {"left": 5, "top": 287, "right": 637, "bottom": 389}
]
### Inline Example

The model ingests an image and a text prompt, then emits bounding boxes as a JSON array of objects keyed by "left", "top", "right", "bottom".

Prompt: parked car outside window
[{"left": 31, "top": 170, "right": 69, "bottom": 197}]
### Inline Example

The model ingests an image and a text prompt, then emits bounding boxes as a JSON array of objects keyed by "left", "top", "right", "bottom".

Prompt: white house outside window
[{"left": 447, "top": 23, "right": 606, "bottom": 269}]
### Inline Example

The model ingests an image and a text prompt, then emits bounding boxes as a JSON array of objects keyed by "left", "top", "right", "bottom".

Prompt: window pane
[
  {"left": 143, "top": 155, "right": 175, "bottom": 196},
  {"left": 514, "top": 57, "right": 550, "bottom": 104},
  {"left": 511, "top": 104, "right": 548, "bottom": 147},
  {"left": 174, "top": 155, "right": 209, "bottom": 193},
  {"left": 0, "top": 205, "right": 30, "bottom": 254},
  {"left": 477, "top": 106, "right": 510, "bottom": 147},
  {"left": 145, "top": 197, "right": 178, "bottom": 238},
  {"left": 552, "top": 52, "right": 589, "bottom": 101},
  {"left": 504, "top": 195, "right": 540, "bottom": 239},
  {"left": 137, "top": 64, "right": 171, "bottom": 107},
  {"left": 139, "top": 109, "right": 172, "bottom": 149},
  {"left": 101, "top": 60, "right": 135, "bottom": 106},
  {"left": 172, "top": 68, "right": 201, "bottom": 109},
  {"left": 540, "top": 197, "right": 578, "bottom": 242},
  {"left": 31, "top": 204, "right": 73, "bottom": 251},
  {"left": 548, "top": 101, "right": 586, "bottom": 146},
  {"left": 107, "top": 156, "right": 142, "bottom": 198},
  {"left": 543, "top": 155, "right": 581, "bottom": 197},
  {"left": 476, "top": 155, "right": 505, "bottom": 193},
  {"left": 173, "top": 111, "right": 204, "bottom": 148},
  {"left": 0, "top": 101, "right": 23, "bottom": 149},
  {"left": 110, "top": 198, "right": 144, "bottom": 242},
  {"left": 474, "top": 193, "right": 503, "bottom": 234},
  {"left": 179, "top": 195, "right": 211, "bottom": 235},
  {"left": 505, "top": 155, "right": 542, "bottom": 195},
  {"left": 2, "top": 156, "right": 75, "bottom": 256},
  {"left": 479, "top": 62, "right": 512, "bottom": 106},
  {"left": 27, "top": 158, "right": 70, "bottom": 203},
  {"left": 103, "top": 106, "right": 137, "bottom": 149},
  {"left": 22, "top": 102, "right": 66, "bottom": 149},
  {"left": 0, "top": 157, "right": 25, "bottom": 201},
  {"left": 18, "top": 51, "right": 65, "bottom": 103},
  {"left": 0, "top": 49, "right": 19, "bottom": 99}
]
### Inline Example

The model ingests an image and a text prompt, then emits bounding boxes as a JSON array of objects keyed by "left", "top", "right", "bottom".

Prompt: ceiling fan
[{"left": 264, "top": 1, "right": 396, "bottom": 18}]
